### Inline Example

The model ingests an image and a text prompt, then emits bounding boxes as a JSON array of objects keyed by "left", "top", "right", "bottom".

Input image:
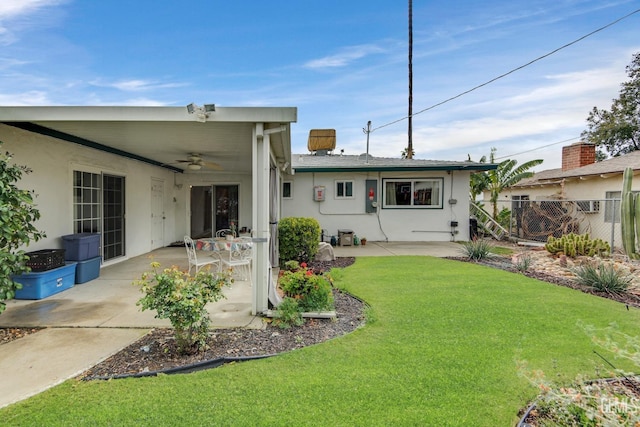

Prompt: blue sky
[{"left": 1, "top": 1, "right": 639, "bottom": 171}]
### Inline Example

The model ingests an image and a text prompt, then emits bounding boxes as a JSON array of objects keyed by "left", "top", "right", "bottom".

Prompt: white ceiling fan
[{"left": 174, "top": 153, "right": 223, "bottom": 171}]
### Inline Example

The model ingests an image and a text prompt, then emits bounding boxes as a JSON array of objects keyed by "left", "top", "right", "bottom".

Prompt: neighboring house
[
  {"left": 0, "top": 105, "right": 297, "bottom": 315},
  {"left": 489, "top": 142, "right": 640, "bottom": 246},
  {"left": 283, "top": 150, "right": 496, "bottom": 242}
]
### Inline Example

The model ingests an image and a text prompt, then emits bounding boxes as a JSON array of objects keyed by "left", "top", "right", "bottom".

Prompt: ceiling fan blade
[{"left": 202, "top": 161, "right": 224, "bottom": 170}]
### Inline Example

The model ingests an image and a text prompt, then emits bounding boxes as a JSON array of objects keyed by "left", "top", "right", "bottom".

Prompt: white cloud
[
  {"left": 0, "top": 0, "right": 68, "bottom": 45},
  {"left": 303, "top": 44, "right": 386, "bottom": 69},
  {"left": 0, "top": 57, "right": 29, "bottom": 70},
  {"left": 0, "top": 90, "right": 52, "bottom": 105},
  {"left": 0, "top": 0, "right": 65, "bottom": 18},
  {"left": 89, "top": 79, "right": 188, "bottom": 92}
]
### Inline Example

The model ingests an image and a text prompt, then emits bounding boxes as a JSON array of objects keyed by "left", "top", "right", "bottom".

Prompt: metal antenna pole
[{"left": 363, "top": 121, "right": 372, "bottom": 164}]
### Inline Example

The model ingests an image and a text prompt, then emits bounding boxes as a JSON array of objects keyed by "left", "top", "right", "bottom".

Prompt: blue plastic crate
[
  {"left": 61, "top": 233, "right": 100, "bottom": 261},
  {"left": 75, "top": 256, "right": 101, "bottom": 284},
  {"left": 13, "top": 263, "right": 77, "bottom": 300}
]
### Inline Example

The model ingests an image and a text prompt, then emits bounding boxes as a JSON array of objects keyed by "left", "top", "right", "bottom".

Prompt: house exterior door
[{"left": 215, "top": 185, "right": 239, "bottom": 233}]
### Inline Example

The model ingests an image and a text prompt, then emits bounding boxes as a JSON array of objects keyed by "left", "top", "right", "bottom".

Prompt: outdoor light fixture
[{"left": 186, "top": 103, "right": 215, "bottom": 122}]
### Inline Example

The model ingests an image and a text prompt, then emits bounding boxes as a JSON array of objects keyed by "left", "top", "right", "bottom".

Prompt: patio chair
[
  {"left": 216, "top": 229, "right": 235, "bottom": 238},
  {"left": 221, "top": 240, "right": 252, "bottom": 283},
  {"left": 184, "top": 236, "right": 219, "bottom": 275}
]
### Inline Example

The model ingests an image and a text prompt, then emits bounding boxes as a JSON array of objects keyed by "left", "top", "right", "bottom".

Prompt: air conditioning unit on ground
[{"left": 577, "top": 200, "right": 600, "bottom": 213}]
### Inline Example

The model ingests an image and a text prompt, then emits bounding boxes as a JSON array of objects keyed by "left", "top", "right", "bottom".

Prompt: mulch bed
[
  {"left": 0, "top": 327, "right": 42, "bottom": 344},
  {"left": 78, "top": 256, "right": 360, "bottom": 379}
]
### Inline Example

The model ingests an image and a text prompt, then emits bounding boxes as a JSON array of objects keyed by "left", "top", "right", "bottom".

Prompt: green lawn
[{"left": 4, "top": 256, "right": 640, "bottom": 426}]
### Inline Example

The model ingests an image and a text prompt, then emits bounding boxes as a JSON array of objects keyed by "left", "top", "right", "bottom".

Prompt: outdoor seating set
[{"left": 184, "top": 230, "right": 252, "bottom": 283}]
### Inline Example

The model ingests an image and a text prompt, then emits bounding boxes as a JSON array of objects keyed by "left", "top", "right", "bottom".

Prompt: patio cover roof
[{"left": 0, "top": 106, "right": 297, "bottom": 174}]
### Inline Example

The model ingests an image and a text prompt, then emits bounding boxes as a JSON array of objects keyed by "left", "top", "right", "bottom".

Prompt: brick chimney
[{"left": 562, "top": 142, "right": 596, "bottom": 171}]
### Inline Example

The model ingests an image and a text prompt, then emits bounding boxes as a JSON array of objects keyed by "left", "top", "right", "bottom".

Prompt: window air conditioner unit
[{"left": 577, "top": 200, "right": 600, "bottom": 213}]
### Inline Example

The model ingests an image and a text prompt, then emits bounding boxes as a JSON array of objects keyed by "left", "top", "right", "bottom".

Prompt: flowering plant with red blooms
[{"left": 278, "top": 261, "right": 334, "bottom": 312}]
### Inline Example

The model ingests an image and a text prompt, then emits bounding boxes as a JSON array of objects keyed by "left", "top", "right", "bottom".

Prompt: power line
[
  {"left": 493, "top": 136, "right": 581, "bottom": 160},
  {"left": 371, "top": 8, "right": 640, "bottom": 133}
]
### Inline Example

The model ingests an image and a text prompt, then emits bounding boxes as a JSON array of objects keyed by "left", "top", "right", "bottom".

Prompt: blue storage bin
[
  {"left": 13, "top": 263, "right": 77, "bottom": 300},
  {"left": 75, "top": 256, "right": 101, "bottom": 284},
  {"left": 61, "top": 233, "right": 100, "bottom": 261}
]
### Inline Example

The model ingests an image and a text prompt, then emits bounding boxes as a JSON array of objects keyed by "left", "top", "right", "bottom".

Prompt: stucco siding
[
  {"left": 283, "top": 170, "right": 472, "bottom": 242},
  {"left": 1, "top": 124, "right": 177, "bottom": 262}
]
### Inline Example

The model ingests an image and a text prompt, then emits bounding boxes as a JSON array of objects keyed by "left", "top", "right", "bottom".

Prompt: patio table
[{"left": 195, "top": 238, "right": 251, "bottom": 252}]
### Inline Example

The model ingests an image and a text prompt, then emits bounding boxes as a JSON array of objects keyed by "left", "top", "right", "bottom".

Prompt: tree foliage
[
  {"left": 0, "top": 142, "right": 46, "bottom": 314},
  {"left": 469, "top": 148, "right": 543, "bottom": 218},
  {"left": 581, "top": 52, "right": 640, "bottom": 158}
]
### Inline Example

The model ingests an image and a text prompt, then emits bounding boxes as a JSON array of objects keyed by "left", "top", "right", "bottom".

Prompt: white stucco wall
[
  {"left": 283, "top": 170, "right": 472, "bottom": 242},
  {"left": 0, "top": 124, "right": 179, "bottom": 262}
]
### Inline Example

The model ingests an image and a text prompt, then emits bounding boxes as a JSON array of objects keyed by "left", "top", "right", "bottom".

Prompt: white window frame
[
  {"left": 605, "top": 191, "right": 622, "bottom": 223},
  {"left": 511, "top": 195, "right": 530, "bottom": 209},
  {"left": 282, "top": 181, "right": 293, "bottom": 199},
  {"left": 335, "top": 180, "right": 354, "bottom": 199},
  {"left": 382, "top": 178, "right": 444, "bottom": 209}
]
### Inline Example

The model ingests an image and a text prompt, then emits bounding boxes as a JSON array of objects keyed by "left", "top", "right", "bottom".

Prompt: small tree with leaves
[
  {"left": 582, "top": 52, "right": 640, "bottom": 158},
  {"left": 0, "top": 142, "right": 45, "bottom": 314}
]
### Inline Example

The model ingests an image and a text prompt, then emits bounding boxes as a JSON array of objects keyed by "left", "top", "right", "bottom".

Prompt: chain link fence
[{"left": 474, "top": 198, "right": 623, "bottom": 250}]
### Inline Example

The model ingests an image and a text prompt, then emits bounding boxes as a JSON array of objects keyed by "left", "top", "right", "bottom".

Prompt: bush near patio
[
  {"left": 0, "top": 142, "right": 45, "bottom": 314},
  {"left": 278, "top": 217, "right": 320, "bottom": 264},
  {"left": 273, "top": 260, "right": 334, "bottom": 328},
  {"left": 135, "top": 262, "right": 232, "bottom": 354},
  {"left": 278, "top": 261, "right": 334, "bottom": 312}
]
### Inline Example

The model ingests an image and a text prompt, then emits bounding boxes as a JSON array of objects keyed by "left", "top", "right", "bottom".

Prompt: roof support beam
[{"left": 3, "top": 121, "right": 183, "bottom": 173}]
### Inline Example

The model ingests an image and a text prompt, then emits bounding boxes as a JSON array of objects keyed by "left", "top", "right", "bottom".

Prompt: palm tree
[
  {"left": 470, "top": 148, "right": 543, "bottom": 218},
  {"left": 469, "top": 154, "right": 488, "bottom": 201},
  {"left": 401, "top": 147, "right": 415, "bottom": 159}
]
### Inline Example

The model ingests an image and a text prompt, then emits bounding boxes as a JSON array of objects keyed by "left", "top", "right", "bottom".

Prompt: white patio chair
[
  {"left": 220, "top": 239, "right": 252, "bottom": 283},
  {"left": 184, "top": 236, "right": 219, "bottom": 275}
]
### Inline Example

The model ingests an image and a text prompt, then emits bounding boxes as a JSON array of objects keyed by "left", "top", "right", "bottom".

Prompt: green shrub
[
  {"left": 282, "top": 260, "right": 300, "bottom": 272},
  {"left": 460, "top": 238, "right": 495, "bottom": 261},
  {"left": 278, "top": 263, "right": 334, "bottom": 312},
  {"left": 278, "top": 217, "right": 321, "bottom": 264},
  {"left": 545, "top": 233, "right": 611, "bottom": 258},
  {"left": 135, "top": 262, "right": 232, "bottom": 354},
  {"left": 0, "top": 144, "right": 46, "bottom": 314},
  {"left": 573, "top": 262, "right": 632, "bottom": 294},
  {"left": 513, "top": 252, "right": 532, "bottom": 272},
  {"left": 272, "top": 297, "right": 304, "bottom": 329},
  {"left": 495, "top": 207, "right": 513, "bottom": 230}
]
